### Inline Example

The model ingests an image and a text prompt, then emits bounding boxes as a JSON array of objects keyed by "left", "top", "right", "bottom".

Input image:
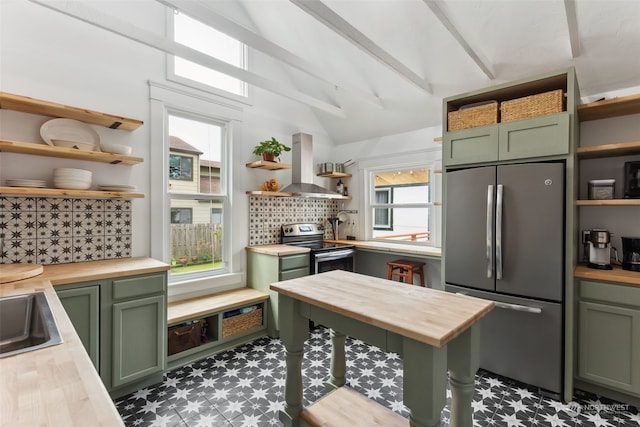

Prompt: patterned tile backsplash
[
  {"left": 0, "top": 196, "right": 131, "bottom": 265},
  {"left": 248, "top": 195, "right": 339, "bottom": 246}
]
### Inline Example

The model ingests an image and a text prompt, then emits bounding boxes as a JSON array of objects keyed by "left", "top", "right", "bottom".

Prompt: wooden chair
[{"left": 386, "top": 259, "right": 426, "bottom": 287}]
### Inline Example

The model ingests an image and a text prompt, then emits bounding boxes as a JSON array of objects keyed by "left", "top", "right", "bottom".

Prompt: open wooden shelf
[
  {"left": 317, "top": 172, "right": 352, "bottom": 178},
  {"left": 578, "top": 93, "right": 640, "bottom": 122},
  {"left": 246, "top": 190, "right": 292, "bottom": 197},
  {"left": 0, "top": 186, "right": 144, "bottom": 199},
  {"left": 0, "top": 92, "right": 143, "bottom": 131},
  {"left": 576, "top": 140, "right": 640, "bottom": 159},
  {"left": 0, "top": 140, "right": 143, "bottom": 165},
  {"left": 245, "top": 160, "right": 291, "bottom": 170},
  {"left": 576, "top": 199, "right": 640, "bottom": 206}
]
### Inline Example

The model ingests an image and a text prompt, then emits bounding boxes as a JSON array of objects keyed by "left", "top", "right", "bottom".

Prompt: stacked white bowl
[{"left": 53, "top": 168, "right": 92, "bottom": 190}]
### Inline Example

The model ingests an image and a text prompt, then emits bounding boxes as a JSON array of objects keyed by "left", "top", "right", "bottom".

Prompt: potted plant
[{"left": 252, "top": 137, "right": 291, "bottom": 162}]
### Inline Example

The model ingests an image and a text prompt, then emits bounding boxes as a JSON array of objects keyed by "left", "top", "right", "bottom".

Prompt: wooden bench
[
  {"left": 168, "top": 288, "right": 269, "bottom": 325},
  {"left": 301, "top": 386, "right": 408, "bottom": 427},
  {"left": 166, "top": 288, "right": 269, "bottom": 369}
]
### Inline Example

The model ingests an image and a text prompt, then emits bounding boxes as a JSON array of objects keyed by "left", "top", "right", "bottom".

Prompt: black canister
[{"left": 621, "top": 237, "right": 640, "bottom": 272}]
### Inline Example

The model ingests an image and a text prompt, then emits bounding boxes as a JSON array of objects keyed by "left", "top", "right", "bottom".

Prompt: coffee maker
[
  {"left": 583, "top": 229, "right": 613, "bottom": 270},
  {"left": 621, "top": 237, "right": 640, "bottom": 272}
]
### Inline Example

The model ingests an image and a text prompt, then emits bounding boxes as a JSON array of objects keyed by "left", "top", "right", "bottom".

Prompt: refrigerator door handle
[
  {"left": 494, "top": 301, "right": 543, "bottom": 314},
  {"left": 486, "top": 184, "right": 494, "bottom": 279},
  {"left": 455, "top": 292, "right": 543, "bottom": 314},
  {"left": 496, "top": 184, "right": 504, "bottom": 280}
]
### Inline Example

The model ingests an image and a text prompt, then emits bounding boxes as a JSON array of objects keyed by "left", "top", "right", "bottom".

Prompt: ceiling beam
[
  {"left": 155, "top": 0, "right": 383, "bottom": 108},
  {"left": 563, "top": 0, "right": 580, "bottom": 57},
  {"left": 290, "top": 0, "right": 432, "bottom": 94},
  {"left": 28, "top": 0, "right": 346, "bottom": 118},
  {"left": 422, "top": 0, "right": 495, "bottom": 80}
]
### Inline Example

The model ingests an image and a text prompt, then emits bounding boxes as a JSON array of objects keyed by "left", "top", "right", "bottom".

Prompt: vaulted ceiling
[{"left": 32, "top": 0, "right": 640, "bottom": 145}]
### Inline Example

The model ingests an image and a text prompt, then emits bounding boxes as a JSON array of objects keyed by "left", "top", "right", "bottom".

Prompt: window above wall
[{"left": 168, "top": 10, "right": 249, "bottom": 101}]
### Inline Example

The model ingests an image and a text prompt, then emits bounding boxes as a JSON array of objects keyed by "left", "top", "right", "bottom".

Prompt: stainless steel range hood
[{"left": 280, "top": 133, "right": 342, "bottom": 199}]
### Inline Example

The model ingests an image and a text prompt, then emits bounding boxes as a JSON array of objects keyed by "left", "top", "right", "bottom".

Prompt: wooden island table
[{"left": 271, "top": 270, "right": 494, "bottom": 427}]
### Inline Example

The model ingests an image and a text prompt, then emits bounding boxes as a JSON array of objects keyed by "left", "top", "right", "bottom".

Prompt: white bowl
[
  {"left": 53, "top": 180, "right": 92, "bottom": 190},
  {"left": 53, "top": 168, "right": 92, "bottom": 178},
  {"left": 52, "top": 139, "right": 98, "bottom": 151},
  {"left": 100, "top": 143, "right": 132, "bottom": 156}
]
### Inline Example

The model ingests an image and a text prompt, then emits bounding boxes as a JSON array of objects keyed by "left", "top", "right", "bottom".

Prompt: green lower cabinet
[
  {"left": 247, "top": 251, "right": 309, "bottom": 337},
  {"left": 111, "top": 294, "right": 166, "bottom": 388},
  {"left": 55, "top": 272, "right": 167, "bottom": 397},
  {"left": 577, "top": 280, "right": 640, "bottom": 397},
  {"left": 56, "top": 284, "right": 100, "bottom": 369}
]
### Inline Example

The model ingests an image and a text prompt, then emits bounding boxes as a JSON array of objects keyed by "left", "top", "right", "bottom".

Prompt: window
[
  {"left": 171, "top": 208, "right": 192, "bottom": 224},
  {"left": 369, "top": 167, "right": 433, "bottom": 244},
  {"left": 168, "top": 113, "right": 227, "bottom": 279},
  {"left": 169, "top": 155, "right": 193, "bottom": 180},
  {"left": 169, "top": 11, "right": 248, "bottom": 99}
]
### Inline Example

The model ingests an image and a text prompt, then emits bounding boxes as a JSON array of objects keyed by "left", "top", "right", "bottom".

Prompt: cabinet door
[
  {"left": 498, "top": 113, "right": 569, "bottom": 161},
  {"left": 578, "top": 301, "right": 640, "bottom": 393},
  {"left": 443, "top": 125, "right": 499, "bottom": 166},
  {"left": 111, "top": 294, "right": 166, "bottom": 388},
  {"left": 57, "top": 285, "right": 100, "bottom": 369}
]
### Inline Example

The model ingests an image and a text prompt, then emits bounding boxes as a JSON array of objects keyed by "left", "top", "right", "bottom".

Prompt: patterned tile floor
[{"left": 115, "top": 327, "right": 640, "bottom": 427}]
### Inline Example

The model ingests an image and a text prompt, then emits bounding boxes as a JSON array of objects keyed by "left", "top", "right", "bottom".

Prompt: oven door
[{"left": 313, "top": 249, "right": 354, "bottom": 274}]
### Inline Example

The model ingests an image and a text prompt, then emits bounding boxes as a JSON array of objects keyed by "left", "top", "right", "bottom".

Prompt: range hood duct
[{"left": 280, "top": 133, "right": 342, "bottom": 199}]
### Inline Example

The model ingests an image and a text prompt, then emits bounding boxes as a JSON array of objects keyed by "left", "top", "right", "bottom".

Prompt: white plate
[
  {"left": 40, "top": 118, "right": 100, "bottom": 147},
  {"left": 98, "top": 184, "right": 136, "bottom": 192},
  {"left": 6, "top": 179, "right": 47, "bottom": 188}
]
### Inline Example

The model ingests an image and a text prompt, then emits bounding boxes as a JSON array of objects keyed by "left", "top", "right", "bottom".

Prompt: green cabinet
[
  {"left": 56, "top": 283, "right": 100, "bottom": 369},
  {"left": 444, "top": 112, "right": 570, "bottom": 166},
  {"left": 247, "top": 250, "right": 309, "bottom": 337},
  {"left": 577, "top": 280, "right": 640, "bottom": 396},
  {"left": 55, "top": 271, "right": 167, "bottom": 397}
]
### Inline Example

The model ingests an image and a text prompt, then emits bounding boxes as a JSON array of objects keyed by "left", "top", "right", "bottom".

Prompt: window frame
[
  {"left": 364, "top": 160, "right": 440, "bottom": 247},
  {"left": 166, "top": 9, "right": 251, "bottom": 106},
  {"left": 149, "top": 81, "right": 243, "bottom": 287}
]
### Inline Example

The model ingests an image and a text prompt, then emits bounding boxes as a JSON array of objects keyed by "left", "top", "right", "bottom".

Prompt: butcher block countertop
[
  {"left": 325, "top": 239, "right": 441, "bottom": 258},
  {"left": 245, "top": 244, "right": 311, "bottom": 256},
  {"left": 271, "top": 270, "right": 493, "bottom": 347},
  {"left": 0, "top": 257, "right": 170, "bottom": 426},
  {"left": 574, "top": 264, "right": 640, "bottom": 286}
]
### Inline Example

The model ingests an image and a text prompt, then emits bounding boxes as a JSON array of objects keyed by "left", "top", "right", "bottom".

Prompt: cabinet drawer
[
  {"left": 280, "top": 267, "right": 309, "bottom": 281},
  {"left": 579, "top": 280, "right": 640, "bottom": 308},
  {"left": 112, "top": 273, "right": 166, "bottom": 301},
  {"left": 280, "top": 254, "right": 309, "bottom": 271}
]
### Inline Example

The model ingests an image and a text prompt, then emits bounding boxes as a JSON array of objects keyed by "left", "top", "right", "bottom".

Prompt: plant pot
[
  {"left": 179, "top": 257, "right": 188, "bottom": 266},
  {"left": 262, "top": 153, "right": 276, "bottom": 162}
]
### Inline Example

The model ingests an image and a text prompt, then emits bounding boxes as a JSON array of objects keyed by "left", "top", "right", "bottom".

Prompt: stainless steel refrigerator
[{"left": 445, "top": 162, "right": 564, "bottom": 395}]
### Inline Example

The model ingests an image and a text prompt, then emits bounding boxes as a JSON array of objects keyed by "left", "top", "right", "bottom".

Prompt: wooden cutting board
[{"left": 0, "top": 264, "right": 44, "bottom": 284}]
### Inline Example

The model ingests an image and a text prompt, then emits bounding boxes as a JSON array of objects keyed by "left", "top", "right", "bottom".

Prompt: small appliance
[
  {"left": 624, "top": 161, "right": 640, "bottom": 198},
  {"left": 621, "top": 237, "right": 640, "bottom": 272},
  {"left": 585, "top": 229, "right": 613, "bottom": 270}
]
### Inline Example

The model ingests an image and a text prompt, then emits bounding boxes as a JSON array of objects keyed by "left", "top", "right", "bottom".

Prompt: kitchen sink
[{"left": 0, "top": 292, "right": 63, "bottom": 358}]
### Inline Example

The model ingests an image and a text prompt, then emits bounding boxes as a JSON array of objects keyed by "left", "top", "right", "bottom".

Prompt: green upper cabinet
[{"left": 443, "top": 68, "right": 577, "bottom": 167}]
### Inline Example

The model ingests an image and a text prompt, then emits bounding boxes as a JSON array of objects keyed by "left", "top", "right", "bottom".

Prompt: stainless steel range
[{"left": 281, "top": 223, "right": 355, "bottom": 274}]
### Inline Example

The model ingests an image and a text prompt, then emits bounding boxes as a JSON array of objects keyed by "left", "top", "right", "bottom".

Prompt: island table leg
[
  {"left": 403, "top": 337, "right": 447, "bottom": 427},
  {"left": 328, "top": 329, "right": 346, "bottom": 390},
  {"left": 278, "top": 295, "right": 309, "bottom": 427},
  {"left": 447, "top": 325, "right": 480, "bottom": 427}
]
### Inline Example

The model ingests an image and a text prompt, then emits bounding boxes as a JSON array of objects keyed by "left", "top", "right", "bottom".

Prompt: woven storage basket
[
  {"left": 168, "top": 322, "right": 202, "bottom": 356},
  {"left": 501, "top": 89, "right": 564, "bottom": 122},
  {"left": 447, "top": 101, "right": 499, "bottom": 131},
  {"left": 223, "top": 308, "right": 263, "bottom": 338}
]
